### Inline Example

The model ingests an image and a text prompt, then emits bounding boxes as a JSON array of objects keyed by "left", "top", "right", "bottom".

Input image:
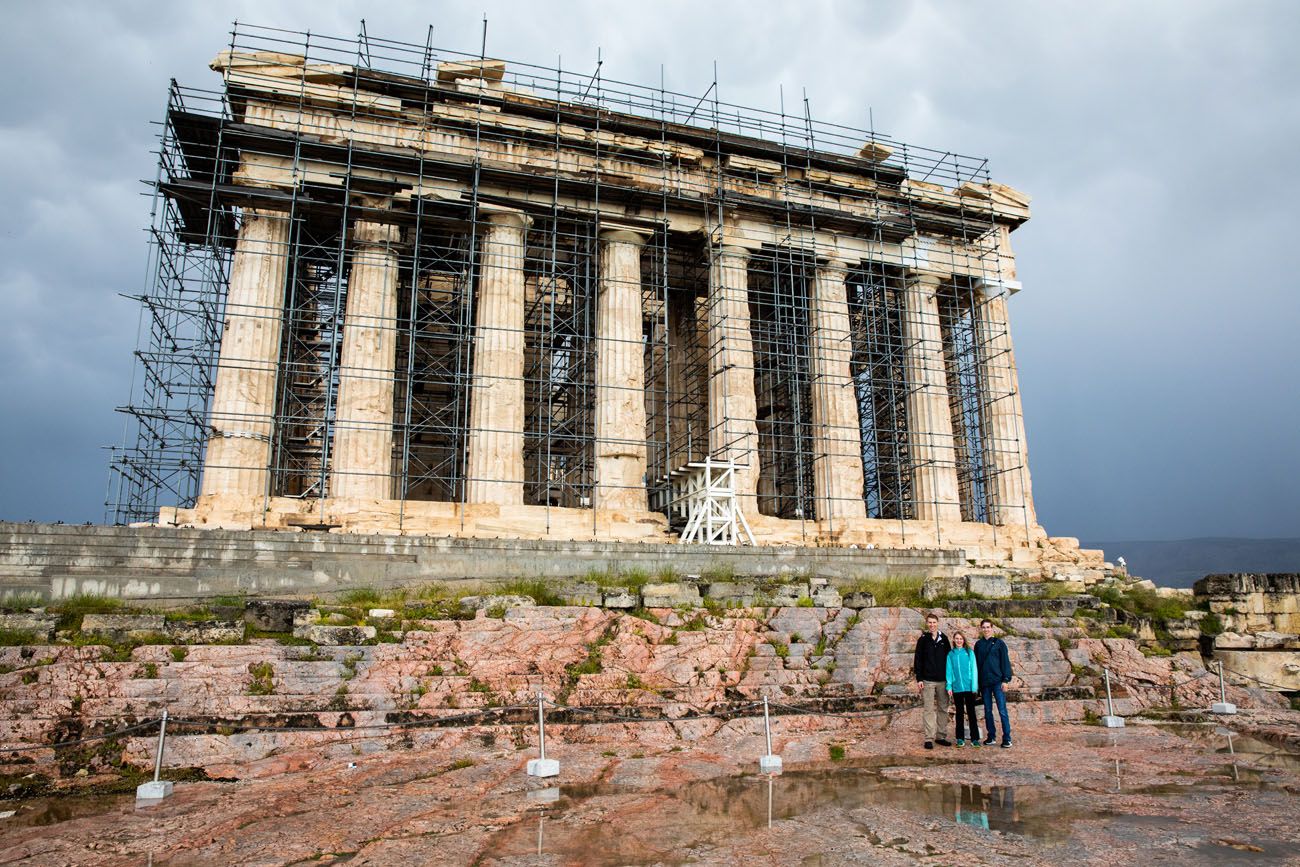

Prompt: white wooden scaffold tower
[{"left": 655, "top": 458, "right": 755, "bottom": 546}]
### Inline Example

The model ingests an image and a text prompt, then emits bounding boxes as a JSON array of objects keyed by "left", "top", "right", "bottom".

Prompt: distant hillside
[{"left": 1081, "top": 538, "right": 1300, "bottom": 589}]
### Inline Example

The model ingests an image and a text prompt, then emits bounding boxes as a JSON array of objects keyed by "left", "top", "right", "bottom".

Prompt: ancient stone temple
[{"left": 109, "top": 24, "right": 1102, "bottom": 572}]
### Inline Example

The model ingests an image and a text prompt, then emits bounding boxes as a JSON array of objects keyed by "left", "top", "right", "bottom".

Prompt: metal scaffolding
[{"left": 107, "top": 22, "right": 1032, "bottom": 538}]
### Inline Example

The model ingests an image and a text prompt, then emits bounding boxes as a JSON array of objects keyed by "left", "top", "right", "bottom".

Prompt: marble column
[
  {"left": 465, "top": 211, "right": 531, "bottom": 504},
  {"left": 902, "top": 271, "right": 963, "bottom": 524},
  {"left": 594, "top": 228, "right": 649, "bottom": 512},
  {"left": 330, "top": 220, "right": 401, "bottom": 500},
  {"left": 809, "top": 260, "right": 867, "bottom": 523},
  {"left": 706, "top": 245, "right": 760, "bottom": 515},
  {"left": 977, "top": 281, "right": 1038, "bottom": 528},
  {"left": 200, "top": 208, "right": 292, "bottom": 499}
]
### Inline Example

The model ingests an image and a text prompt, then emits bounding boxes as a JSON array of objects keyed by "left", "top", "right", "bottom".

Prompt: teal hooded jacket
[{"left": 945, "top": 646, "right": 978, "bottom": 693}]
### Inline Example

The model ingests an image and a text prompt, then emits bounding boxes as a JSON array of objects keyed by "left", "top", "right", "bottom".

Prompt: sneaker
[
  {"left": 970, "top": 739, "right": 981, "bottom": 747},
  {"left": 982, "top": 736, "right": 997, "bottom": 746},
  {"left": 1001, "top": 740, "right": 1012, "bottom": 749},
  {"left": 955, "top": 739, "right": 965, "bottom": 747},
  {"left": 924, "top": 741, "right": 934, "bottom": 750}
]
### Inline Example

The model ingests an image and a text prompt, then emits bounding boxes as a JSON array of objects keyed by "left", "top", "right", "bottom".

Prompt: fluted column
[
  {"left": 594, "top": 228, "right": 649, "bottom": 512},
  {"left": 466, "top": 211, "right": 531, "bottom": 504},
  {"left": 706, "top": 245, "right": 760, "bottom": 515},
  {"left": 977, "top": 281, "right": 1038, "bottom": 528},
  {"left": 809, "top": 260, "right": 867, "bottom": 522},
  {"left": 200, "top": 208, "right": 292, "bottom": 499},
  {"left": 330, "top": 220, "right": 401, "bottom": 500},
  {"left": 902, "top": 272, "right": 962, "bottom": 523}
]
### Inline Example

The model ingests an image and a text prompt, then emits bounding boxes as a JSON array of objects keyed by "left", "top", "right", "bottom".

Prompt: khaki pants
[{"left": 920, "top": 681, "right": 949, "bottom": 741}]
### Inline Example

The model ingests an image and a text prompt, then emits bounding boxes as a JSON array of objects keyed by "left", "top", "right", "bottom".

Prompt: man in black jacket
[
  {"left": 975, "top": 619, "right": 1014, "bottom": 748},
  {"left": 913, "top": 612, "right": 952, "bottom": 749}
]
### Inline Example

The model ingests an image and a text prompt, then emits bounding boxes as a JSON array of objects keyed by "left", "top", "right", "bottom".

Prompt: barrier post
[
  {"left": 136, "top": 710, "right": 174, "bottom": 800},
  {"left": 1211, "top": 660, "right": 1237, "bottom": 715},
  {"left": 1100, "top": 668, "right": 1125, "bottom": 727},
  {"left": 527, "top": 691, "right": 560, "bottom": 777},
  {"left": 759, "top": 695, "right": 782, "bottom": 773}
]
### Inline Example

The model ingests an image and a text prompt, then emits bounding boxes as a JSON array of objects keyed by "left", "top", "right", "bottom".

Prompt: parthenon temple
[{"left": 110, "top": 25, "right": 1103, "bottom": 571}]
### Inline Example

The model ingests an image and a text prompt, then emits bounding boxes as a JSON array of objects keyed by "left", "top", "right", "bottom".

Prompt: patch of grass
[
  {"left": 842, "top": 576, "right": 925, "bottom": 608},
  {"left": 47, "top": 593, "right": 125, "bottom": 631},
  {"left": 0, "top": 593, "right": 45, "bottom": 611},
  {"left": 1056, "top": 636, "right": 1073, "bottom": 653},
  {"left": 1199, "top": 611, "right": 1224, "bottom": 637},
  {"left": 679, "top": 613, "right": 710, "bottom": 632},
  {"left": 134, "top": 662, "right": 159, "bottom": 679},
  {"left": 828, "top": 744, "right": 846, "bottom": 762},
  {"left": 0, "top": 628, "right": 39, "bottom": 647},
  {"left": 1141, "top": 644, "right": 1172, "bottom": 658},
  {"left": 429, "top": 664, "right": 445, "bottom": 677},
  {"left": 796, "top": 597, "right": 815, "bottom": 608},
  {"left": 329, "top": 684, "right": 349, "bottom": 712},
  {"left": 627, "top": 608, "right": 661, "bottom": 625},
  {"left": 341, "top": 652, "right": 364, "bottom": 680},
  {"left": 468, "top": 677, "right": 492, "bottom": 694},
  {"left": 767, "top": 639, "right": 789, "bottom": 660},
  {"left": 170, "top": 646, "right": 189, "bottom": 662},
  {"left": 1082, "top": 708, "right": 1101, "bottom": 726},
  {"left": 498, "top": 579, "right": 562, "bottom": 606},
  {"left": 1095, "top": 585, "right": 1188, "bottom": 624},
  {"left": 338, "top": 588, "right": 385, "bottom": 608},
  {"left": 700, "top": 563, "right": 736, "bottom": 582},
  {"left": 625, "top": 673, "right": 646, "bottom": 690},
  {"left": 653, "top": 566, "right": 681, "bottom": 583},
  {"left": 247, "top": 661, "right": 276, "bottom": 696},
  {"left": 449, "top": 758, "right": 475, "bottom": 771},
  {"left": 21, "top": 670, "right": 38, "bottom": 685},
  {"left": 1104, "top": 625, "right": 1136, "bottom": 640}
]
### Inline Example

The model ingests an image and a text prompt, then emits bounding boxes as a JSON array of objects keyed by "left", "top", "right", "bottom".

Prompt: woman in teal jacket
[{"left": 946, "top": 631, "right": 980, "bottom": 746}]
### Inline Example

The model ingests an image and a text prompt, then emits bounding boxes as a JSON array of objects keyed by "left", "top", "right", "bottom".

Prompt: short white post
[
  {"left": 1100, "top": 668, "right": 1125, "bottom": 728},
  {"left": 759, "top": 695, "right": 782, "bottom": 773},
  {"left": 136, "top": 710, "right": 174, "bottom": 800},
  {"left": 1211, "top": 660, "right": 1237, "bottom": 715},
  {"left": 526, "top": 691, "right": 560, "bottom": 777}
]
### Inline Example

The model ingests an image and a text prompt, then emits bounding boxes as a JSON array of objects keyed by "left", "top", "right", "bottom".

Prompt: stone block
[
  {"left": 559, "top": 582, "right": 601, "bottom": 606},
  {"left": 922, "top": 577, "right": 966, "bottom": 601},
  {"left": 367, "top": 608, "right": 397, "bottom": 619},
  {"left": 601, "top": 589, "right": 638, "bottom": 609},
  {"left": 966, "top": 575, "right": 1012, "bottom": 599},
  {"left": 1011, "top": 582, "right": 1045, "bottom": 598},
  {"left": 292, "top": 624, "right": 377, "bottom": 645},
  {"left": 164, "top": 620, "right": 244, "bottom": 644},
  {"left": 811, "top": 587, "right": 843, "bottom": 608},
  {"left": 641, "top": 583, "right": 701, "bottom": 608},
  {"left": 81, "top": 614, "right": 166, "bottom": 641},
  {"left": 0, "top": 613, "right": 57, "bottom": 642},
  {"left": 841, "top": 592, "right": 876, "bottom": 610},
  {"left": 705, "top": 582, "right": 757, "bottom": 607},
  {"left": 769, "top": 583, "right": 810, "bottom": 607},
  {"left": 458, "top": 594, "right": 536, "bottom": 613},
  {"left": 293, "top": 608, "right": 321, "bottom": 628}
]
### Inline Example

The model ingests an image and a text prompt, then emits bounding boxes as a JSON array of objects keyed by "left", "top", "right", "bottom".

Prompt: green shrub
[
  {"left": 134, "top": 662, "right": 159, "bottom": 679},
  {"left": 170, "top": 646, "right": 189, "bottom": 662},
  {"left": 828, "top": 744, "right": 846, "bottom": 762},
  {"left": 1200, "top": 611, "right": 1224, "bottom": 637},
  {"left": 796, "top": 597, "right": 815, "bottom": 608},
  {"left": 498, "top": 579, "right": 562, "bottom": 606},
  {"left": 0, "top": 593, "right": 45, "bottom": 611},
  {"left": 0, "top": 629, "right": 39, "bottom": 647},
  {"left": 247, "top": 661, "right": 276, "bottom": 695}
]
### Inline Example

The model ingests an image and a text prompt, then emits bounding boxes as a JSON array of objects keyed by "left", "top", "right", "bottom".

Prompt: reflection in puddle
[
  {"left": 498, "top": 765, "right": 1078, "bottom": 865},
  {"left": 0, "top": 793, "right": 134, "bottom": 829}
]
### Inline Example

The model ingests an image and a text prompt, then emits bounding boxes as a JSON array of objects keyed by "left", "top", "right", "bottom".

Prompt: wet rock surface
[{"left": 1, "top": 714, "right": 1297, "bottom": 865}]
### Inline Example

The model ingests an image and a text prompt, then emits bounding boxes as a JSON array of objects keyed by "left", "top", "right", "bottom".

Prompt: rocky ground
[{"left": 1, "top": 709, "right": 1298, "bottom": 865}]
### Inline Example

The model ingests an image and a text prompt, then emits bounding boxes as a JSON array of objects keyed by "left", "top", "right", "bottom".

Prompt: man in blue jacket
[{"left": 974, "top": 619, "right": 1013, "bottom": 748}]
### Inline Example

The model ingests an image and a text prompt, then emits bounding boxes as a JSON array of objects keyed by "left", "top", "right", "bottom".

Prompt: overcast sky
[{"left": 1, "top": 0, "right": 1296, "bottom": 541}]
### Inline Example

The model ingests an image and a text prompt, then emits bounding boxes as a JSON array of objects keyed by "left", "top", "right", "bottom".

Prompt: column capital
[
  {"left": 599, "top": 223, "right": 652, "bottom": 247},
  {"left": 351, "top": 220, "right": 403, "bottom": 249},
  {"left": 482, "top": 209, "right": 533, "bottom": 232},
  {"left": 711, "top": 244, "right": 751, "bottom": 263},
  {"left": 818, "top": 258, "right": 850, "bottom": 278},
  {"left": 973, "top": 277, "right": 1023, "bottom": 298},
  {"left": 904, "top": 270, "right": 946, "bottom": 294}
]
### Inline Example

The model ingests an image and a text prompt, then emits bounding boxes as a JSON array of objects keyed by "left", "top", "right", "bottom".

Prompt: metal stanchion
[
  {"left": 1100, "top": 668, "right": 1125, "bottom": 727},
  {"left": 759, "top": 695, "right": 782, "bottom": 773},
  {"left": 1211, "top": 660, "right": 1237, "bottom": 715},
  {"left": 526, "top": 692, "right": 560, "bottom": 777},
  {"left": 136, "top": 710, "right": 174, "bottom": 800}
]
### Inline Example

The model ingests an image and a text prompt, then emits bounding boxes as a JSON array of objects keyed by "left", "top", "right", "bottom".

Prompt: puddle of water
[
  {"left": 1155, "top": 723, "right": 1300, "bottom": 772},
  {"left": 0, "top": 793, "right": 134, "bottom": 829}
]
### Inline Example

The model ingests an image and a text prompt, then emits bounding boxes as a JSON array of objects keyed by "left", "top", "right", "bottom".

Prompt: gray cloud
[{"left": 1, "top": 0, "right": 1295, "bottom": 539}]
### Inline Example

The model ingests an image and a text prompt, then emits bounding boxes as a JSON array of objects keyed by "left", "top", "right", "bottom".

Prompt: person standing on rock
[
  {"left": 975, "top": 619, "right": 1014, "bottom": 748},
  {"left": 945, "top": 630, "right": 980, "bottom": 746},
  {"left": 913, "top": 612, "right": 952, "bottom": 750}
]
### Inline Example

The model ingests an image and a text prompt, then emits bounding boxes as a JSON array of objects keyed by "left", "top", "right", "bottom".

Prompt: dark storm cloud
[{"left": 1, "top": 0, "right": 1295, "bottom": 539}]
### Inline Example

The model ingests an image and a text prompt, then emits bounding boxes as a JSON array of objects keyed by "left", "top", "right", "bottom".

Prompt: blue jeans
[{"left": 981, "top": 683, "right": 1010, "bottom": 743}]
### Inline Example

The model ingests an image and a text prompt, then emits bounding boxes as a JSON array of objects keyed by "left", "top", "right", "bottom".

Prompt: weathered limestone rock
[
  {"left": 458, "top": 594, "right": 536, "bottom": 613},
  {"left": 1194, "top": 573, "right": 1300, "bottom": 634},
  {"left": 641, "top": 582, "right": 701, "bottom": 608},
  {"left": 245, "top": 599, "right": 312, "bottom": 633},
  {"left": 601, "top": 589, "right": 638, "bottom": 609},
  {"left": 811, "top": 586, "right": 843, "bottom": 608},
  {"left": 841, "top": 592, "right": 877, "bottom": 609},
  {"left": 558, "top": 582, "right": 601, "bottom": 606},
  {"left": 81, "top": 614, "right": 166, "bottom": 641},
  {"left": 165, "top": 620, "right": 245, "bottom": 644},
  {"left": 291, "top": 624, "right": 377, "bottom": 645},
  {"left": 705, "top": 581, "right": 757, "bottom": 607},
  {"left": 922, "top": 575, "right": 1011, "bottom": 601},
  {"left": 0, "top": 613, "right": 57, "bottom": 641},
  {"left": 769, "top": 583, "right": 810, "bottom": 608}
]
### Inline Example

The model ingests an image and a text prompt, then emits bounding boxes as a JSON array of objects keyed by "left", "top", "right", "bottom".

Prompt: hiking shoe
[
  {"left": 955, "top": 739, "right": 965, "bottom": 747},
  {"left": 1001, "top": 740, "right": 1012, "bottom": 749},
  {"left": 970, "top": 739, "right": 981, "bottom": 747},
  {"left": 935, "top": 738, "right": 952, "bottom": 747},
  {"left": 982, "top": 736, "right": 997, "bottom": 746},
  {"left": 924, "top": 741, "right": 934, "bottom": 750}
]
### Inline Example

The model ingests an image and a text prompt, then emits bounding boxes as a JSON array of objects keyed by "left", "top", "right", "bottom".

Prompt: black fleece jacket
[{"left": 913, "top": 631, "right": 951, "bottom": 682}]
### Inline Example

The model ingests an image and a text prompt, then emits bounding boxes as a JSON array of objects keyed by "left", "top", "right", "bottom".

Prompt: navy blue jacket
[{"left": 974, "top": 636, "right": 1013, "bottom": 687}]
